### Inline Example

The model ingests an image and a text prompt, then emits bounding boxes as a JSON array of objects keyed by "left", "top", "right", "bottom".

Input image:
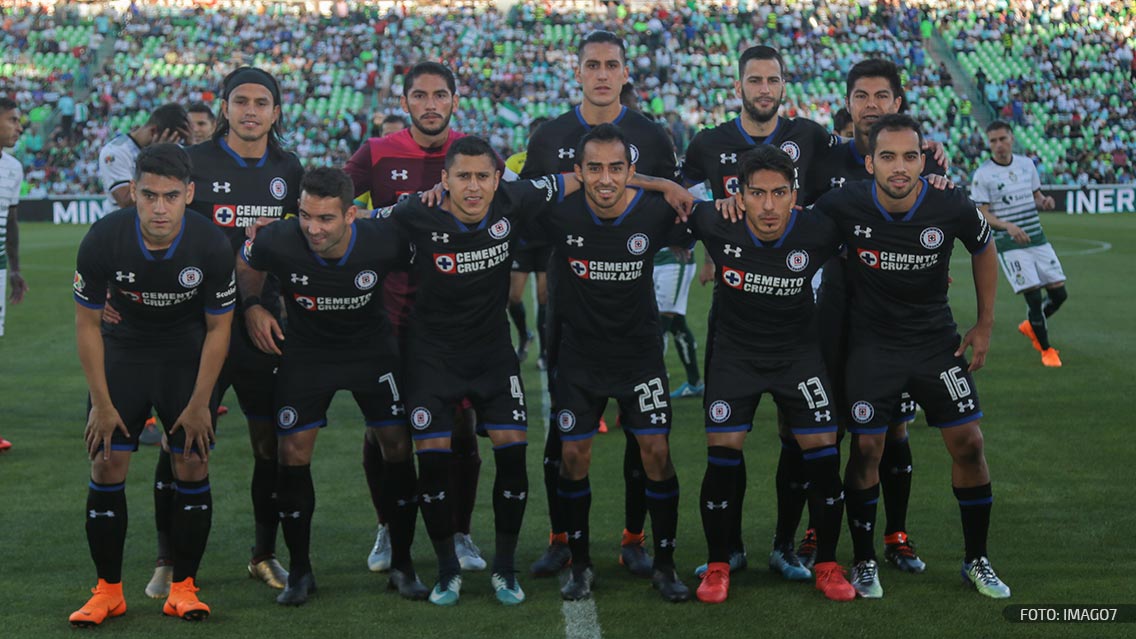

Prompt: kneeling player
[
  {"left": 238, "top": 168, "right": 423, "bottom": 605},
  {"left": 688, "top": 147, "right": 854, "bottom": 603},
  {"left": 71, "top": 144, "right": 235, "bottom": 626},
  {"left": 818, "top": 115, "right": 1010, "bottom": 599}
]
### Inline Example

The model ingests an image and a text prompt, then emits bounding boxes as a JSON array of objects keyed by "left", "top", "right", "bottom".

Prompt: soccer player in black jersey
[
  {"left": 523, "top": 30, "right": 680, "bottom": 580},
  {"left": 536, "top": 124, "right": 692, "bottom": 603},
  {"left": 70, "top": 144, "right": 235, "bottom": 626},
  {"left": 237, "top": 168, "right": 423, "bottom": 605},
  {"left": 686, "top": 146, "right": 854, "bottom": 604},
  {"left": 800, "top": 59, "right": 949, "bottom": 575},
  {"left": 188, "top": 67, "right": 303, "bottom": 590},
  {"left": 814, "top": 115, "right": 1010, "bottom": 600}
]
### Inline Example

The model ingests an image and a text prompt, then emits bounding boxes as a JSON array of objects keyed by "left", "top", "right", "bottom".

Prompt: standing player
[
  {"left": 345, "top": 61, "right": 489, "bottom": 575},
  {"left": 817, "top": 115, "right": 1010, "bottom": 599},
  {"left": 540, "top": 125, "right": 692, "bottom": 602},
  {"left": 186, "top": 66, "right": 303, "bottom": 591},
  {"left": 799, "top": 59, "right": 950, "bottom": 575},
  {"left": 503, "top": 116, "right": 550, "bottom": 365},
  {"left": 98, "top": 103, "right": 189, "bottom": 210},
  {"left": 524, "top": 30, "right": 681, "bottom": 579},
  {"left": 0, "top": 97, "right": 25, "bottom": 452},
  {"left": 687, "top": 146, "right": 854, "bottom": 604},
  {"left": 187, "top": 103, "right": 216, "bottom": 146},
  {"left": 237, "top": 168, "right": 422, "bottom": 605},
  {"left": 971, "top": 121, "right": 1066, "bottom": 367},
  {"left": 377, "top": 114, "right": 408, "bottom": 138},
  {"left": 70, "top": 144, "right": 235, "bottom": 626}
]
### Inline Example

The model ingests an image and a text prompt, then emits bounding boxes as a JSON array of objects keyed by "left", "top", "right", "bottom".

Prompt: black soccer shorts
[
  {"left": 704, "top": 351, "right": 839, "bottom": 437},
  {"left": 553, "top": 348, "right": 672, "bottom": 442},
  {"left": 217, "top": 325, "right": 279, "bottom": 422},
  {"left": 510, "top": 242, "right": 552, "bottom": 273},
  {"left": 273, "top": 352, "right": 406, "bottom": 436},
  {"left": 845, "top": 339, "right": 982, "bottom": 435}
]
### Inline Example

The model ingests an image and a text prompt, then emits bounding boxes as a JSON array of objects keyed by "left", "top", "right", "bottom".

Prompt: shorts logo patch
[
  {"left": 857, "top": 248, "right": 881, "bottom": 269},
  {"left": 434, "top": 253, "right": 456, "bottom": 274},
  {"left": 277, "top": 406, "right": 298, "bottom": 429},
  {"left": 708, "top": 400, "right": 732, "bottom": 424},
  {"left": 780, "top": 141, "right": 801, "bottom": 162},
  {"left": 556, "top": 409, "right": 576, "bottom": 433},
  {"left": 213, "top": 204, "right": 237, "bottom": 227},
  {"left": 627, "top": 233, "right": 649, "bottom": 256},
  {"left": 489, "top": 218, "right": 511, "bottom": 240},
  {"left": 569, "top": 258, "right": 589, "bottom": 279},
  {"left": 269, "top": 177, "right": 288, "bottom": 200},
  {"left": 410, "top": 408, "right": 432, "bottom": 431},
  {"left": 851, "top": 401, "right": 875, "bottom": 424},
  {"left": 355, "top": 270, "right": 378, "bottom": 290},
  {"left": 920, "top": 227, "right": 945, "bottom": 250},
  {"left": 786, "top": 250, "right": 809, "bottom": 272},
  {"left": 178, "top": 267, "right": 203, "bottom": 289}
]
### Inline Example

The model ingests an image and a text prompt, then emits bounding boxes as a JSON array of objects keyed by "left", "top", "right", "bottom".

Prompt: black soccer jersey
[
  {"left": 682, "top": 116, "right": 839, "bottom": 202},
  {"left": 240, "top": 217, "right": 407, "bottom": 360},
  {"left": 385, "top": 175, "right": 566, "bottom": 352},
  {"left": 536, "top": 188, "right": 690, "bottom": 360},
  {"left": 814, "top": 178, "right": 992, "bottom": 350},
  {"left": 688, "top": 202, "right": 841, "bottom": 358},
  {"left": 186, "top": 139, "right": 304, "bottom": 254},
  {"left": 74, "top": 208, "right": 236, "bottom": 348},
  {"left": 805, "top": 140, "right": 949, "bottom": 207}
]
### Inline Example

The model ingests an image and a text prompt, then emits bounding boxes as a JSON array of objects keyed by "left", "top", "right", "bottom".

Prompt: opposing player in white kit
[
  {"left": 970, "top": 121, "right": 1067, "bottom": 367},
  {"left": 0, "top": 97, "right": 28, "bottom": 345}
]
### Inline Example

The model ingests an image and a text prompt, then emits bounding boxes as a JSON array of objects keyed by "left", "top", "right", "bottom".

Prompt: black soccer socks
[
  {"left": 954, "top": 483, "right": 993, "bottom": 562},
  {"left": 543, "top": 423, "right": 566, "bottom": 535},
  {"left": 558, "top": 475, "right": 592, "bottom": 568},
  {"left": 450, "top": 430, "right": 481, "bottom": 535},
  {"left": 381, "top": 458, "right": 418, "bottom": 573},
  {"left": 252, "top": 457, "right": 279, "bottom": 559},
  {"left": 171, "top": 476, "right": 213, "bottom": 582},
  {"left": 362, "top": 435, "right": 386, "bottom": 524},
  {"left": 86, "top": 480, "right": 128, "bottom": 583},
  {"left": 845, "top": 484, "right": 880, "bottom": 562},
  {"left": 278, "top": 465, "right": 315, "bottom": 577},
  {"left": 880, "top": 435, "right": 913, "bottom": 536},
  {"left": 492, "top": 443, "right": 528, "bottom": 575},
  {"left": 417, "top": 450, "right": 459, "bottom": 579},
  {"left": 645, "top": 475, "right": 680, "bottom": 570},
  {"left": 700, "top": 446, "right": 741, "bottom": 564},
  {"left": 774, "top": 437, "right": 808, "bottom": 547},
  {"left": 623, "top": 426, "right": 648, "bottom": 535},
  {"left": 153, "top": 450, "right": 175, "bottom": 563},
  {"left": 802, "top": 446, "right": 843, "bottom": 564}
]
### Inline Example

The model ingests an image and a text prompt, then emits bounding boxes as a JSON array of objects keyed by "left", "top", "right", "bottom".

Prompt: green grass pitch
[{"left": 1, "top": 213, "right": 1134, "bottom": 638}]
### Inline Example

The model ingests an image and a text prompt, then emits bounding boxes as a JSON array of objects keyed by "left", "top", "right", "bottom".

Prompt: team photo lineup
[{"left": 2, "top": 0, "right": 1133, "bottom": 633}]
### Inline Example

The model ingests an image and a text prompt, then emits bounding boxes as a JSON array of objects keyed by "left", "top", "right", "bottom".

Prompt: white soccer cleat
[{"left": 367, "top": 524, "right": 391, "bottom": 572}]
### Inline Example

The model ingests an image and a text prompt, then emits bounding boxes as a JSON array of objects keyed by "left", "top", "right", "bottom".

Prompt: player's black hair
[
  {"left": 575, "top": 123, "right": 633, "bottom": 166},
  {"left": 301, "top": 167, "right": 354, "bottom": 212},
  {"left": 444, "top": 135, "right": 497, "bottom": 170},
  {"left": 619, "top": 82, "right": 638, "bottom": 110},
  {"left": 845, "top": 58, "right": 906, "bottom": 111},
  {"left": 578, "top": 30, "right": 626, "bottom": 64},
  {"left": 187, "top": 101, "right": 215, "bottom": 121},
  {"left": 833, "top": 107, "right": 853, "bottom": 133},
  {"left": 403, "top": 61, "right": 456, "bottom": 96},
  {"left": 146, "top": 103, "right": 190, "bottom": 138},
  {"left": 738, "top": 145, "right": 796, "bottom": 190},
  {"left": 528, "top": 116, "right": 550, "bottom": 136},
  {"left": 214, "top": 66, "right": 285, "bottom": 152},
  {"left": 0, "top": 97, "right": 18, "bottom": 114},
  {"left": 738, "top": 45, "right": 785, "bottom": 80},
  {"left": 867, "top": 113, "right": 924, "bottom": 155},
  {"left": 381, "top": 113, "right": 409, "bottom": 128},
  {"left": 134, "top": 143, "right": 193, "bottom": 183},
  {"left": 986, "top": 120, "right": 1013, "bottom": 134}
]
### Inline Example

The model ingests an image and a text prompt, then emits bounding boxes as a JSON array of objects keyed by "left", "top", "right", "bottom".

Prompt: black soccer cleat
[
  {"left": 651, "top": 568, "right": 691, "bottom": 603},
  {"left": 560, "top": 565, "right": 595, "bottom": 601},
  {"left": 884, "top": 531, "right": 927, "bottom": 574},
  {"left": 276, "top": 571, "right": 317, "bottom": 606},
  {"left": 531, "top": 540, "right": 572, "bottom": 577},
  {"left": 388, "top": 568, "right": 429, "bottom": 600}
]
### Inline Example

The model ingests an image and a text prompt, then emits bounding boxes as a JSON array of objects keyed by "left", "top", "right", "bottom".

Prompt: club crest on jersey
[
  {"left": 708, "top": 400, "right": 732, "bottom": 423},
  {"left": 851, "top": 401, "right": 875, "bottom": 424},
  {"left": 920, "top": 227, "right": 944, "bottom": 250},
  {"left": 627, "top": 233, "right": 649, "bottom": 256},
  {"left": 178, "top": 267, "right": 203, "bottom": 289},
  {"left": 786, "top": 250, "right": 809, "bottom": 272},
  {"left": 269, "top": 177, "right": 288, "bottom": 200},
  {"left": 489, "top": 218, "right": 511, "bottom": 240},
  {"left": 569, "top": 258, "right": 589, "bottom": 279},
  {"left": 724, "top": 175, "right": 740, "bottom": 195},
  {"left": 293, "top": 294, "right": 318, "bottom": 310},
  {"left": 780, "top": 141, "right": 801, "bottom": 162},
  {"left": 434, "top": 253, "right": 456, "bottom": 274},
  {"left": 277, "top": 406, "right": 298, "bottom": 429},
  {"left": 355, "top": 270, "right": 378, "bottom": 290},
  {"left": 629, "top": 143, "right": 640, "bottom": 165},
  {"left": 556, "top": 410, "right": 576, "bottom": 433},
  {"left": 722, "top": 267, "right": 745, "bottom": 289},
  {"left": 213, "top": 205, "right": 237, "bottom": 227},
  {"left": 857, "top": 249, "right": 881, "bottom": 269},
  {"left": 410, "top": 408, "right": 432, "bottom": 430}
]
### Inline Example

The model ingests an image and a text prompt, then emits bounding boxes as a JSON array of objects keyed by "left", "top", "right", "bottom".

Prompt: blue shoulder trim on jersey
[
  {"left": 134, "top": 215, "right": 186, "bottom": 261},
  {"left": 336, "top": 221, "right": 358, "bottom": 266},
  {"left": 88, "top": 480, "right": 126, "bottom": 492},
  {"left": 957, "top": 495, "right": 994, "bottom": 506},
  {"left": 573, "top": 105, "right": 627, "bottom": 130},
  {"left": 412, "top": 430, "right": 452, "bottom": 441},
  {"left": 447, "top": 209, "right": 490, "bottom": 233},
  {"left": 745, "top": 208, "right": 798, "bottom": 249},
  {"left": 205, "top": 304, "right": 235, "bottom": 315},
  {"left": 848, "top": 140, "right": 865, "bottom": 166},
  {"left": 492, "top": 440, "right": 528, "bottom": 451},
  {"left": 365, "top": 419, "right": 407, "bottom": 428},
  {"left": 645, "top": 488, "right": 680, "bottom": 500},
  {"left": 585, "top": 186, "right": 644, "bottom": 226},
  {"left": 277, "top": 419, "right": 326, "bottom": 436},
  {"left": 929, "top": 411, "right": 983, "bottom": 429},
  {"left": 872, "top": 176, "right": 929, "bottom": 222},
  {"left": 973, "top": 239, "right": 992, "bottom": 255},
  {"left": 74, "top": 294, "right": 105, "bottom": 310},
  {"left": 173, "top": 482, "right": 212, "bottom": 495},
  {"left": 219, "top": 138, "right": 268, "bottom": 168},
  {"left": 733, "top": 116, "right": 781, "bottom": 146}
]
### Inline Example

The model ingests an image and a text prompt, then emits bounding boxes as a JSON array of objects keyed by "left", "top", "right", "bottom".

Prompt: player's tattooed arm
[
  {"left": 235, "top": 257, "right": 284, "bottom": 356},
  {"left": 957, "top": 242, "right": 998, "bottom": 372},
  {"left": 76, "top": 304, "right": 129, "bottom": 460},
  {"left": 170, "top": 310, "right": 229, "bottom": 461}
]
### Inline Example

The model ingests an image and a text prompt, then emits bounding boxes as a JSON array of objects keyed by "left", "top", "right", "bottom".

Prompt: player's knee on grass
[
  {"left": 375, "top": 426, "right": 412, "bottom": 462},
  {"left": 561, "top": 440, "right": 591, "bottom": 479},
  {"left": 248, "top": 418, "right": 278, "bottom": 461},
  {"left": 278, "top": 429, "right": 318, "bottom": 466},
  {"left": 635, "top": 434, "right": 672, "bottom": 480},
  {"left": 90, "top": 450, "right": 132, "bottom": 484}
]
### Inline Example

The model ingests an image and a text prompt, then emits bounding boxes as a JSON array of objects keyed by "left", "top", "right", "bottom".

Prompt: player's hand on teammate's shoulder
[
  {"left": 956, "top": 321, "right": 993, "bottom": 372},
  {"left": 923, "top": 139, "right": 950, "bottom": 169},
  {"left": 714, "top": 196, "right": 742, "bottom": 223},
  {"left": 420, "top": 183, "right": 445, "bottom": 207},
  {"left": 244, "top": 304, "right": 284, "bottom": 356},
  {"left": 84, "top": 404, "right": 129, "bottom": 461},
  {"left": 926, "top": 174, "right": 955, "bottom": 191},
  {"left": 661, "top": 182, "right": 694, "bottom": 221},
  {"left": 246, "top": 216, "right": 280, "bottom": 240},
  {"left": 170, "top": 402, "right": 215, "bottom": 461}
]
